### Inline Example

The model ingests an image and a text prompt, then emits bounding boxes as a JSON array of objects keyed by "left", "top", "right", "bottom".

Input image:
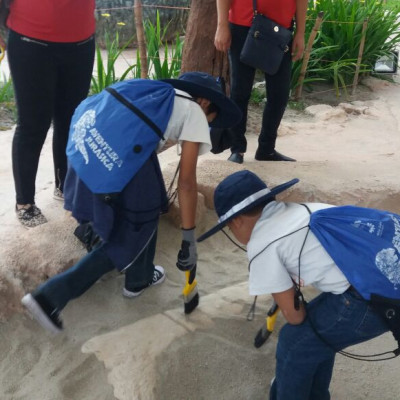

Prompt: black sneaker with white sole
[
  {"left": 123, "top": 265, "right": 166, "bottom": 298},
  {"left": 21, "top": 293, "right": 63, "bottom": 334}
]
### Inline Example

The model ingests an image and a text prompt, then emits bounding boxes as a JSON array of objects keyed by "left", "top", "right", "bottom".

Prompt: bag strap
[
  {"left": 252, "top": 0, "right": 258, "bottom": 14},
  {"left": 106, "top": 87, "right": 165, "bottom": 140}
]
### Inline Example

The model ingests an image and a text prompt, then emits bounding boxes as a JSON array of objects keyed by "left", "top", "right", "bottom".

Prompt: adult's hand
[
  {"left": 214, "top": 23, "right": 231, "bottom": 52},
  {"left": 291, "top": 32, "right": 305, "bottom": 62}
]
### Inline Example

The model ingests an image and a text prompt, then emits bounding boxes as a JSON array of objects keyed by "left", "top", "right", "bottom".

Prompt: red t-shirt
[
  {"left": 7, "top": 0, "right": 96, "bottom": 43},
  {"left": 229, "top": 0, "right": 296, "bottom": 28}
]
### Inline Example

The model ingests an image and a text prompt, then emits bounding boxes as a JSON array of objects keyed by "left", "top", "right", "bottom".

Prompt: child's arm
[
  {"left": 272, "top": 286, "right": 306, "bottom": 325},
  {"left": 178, "top": 140, "right": 200, "bottom": 229}
]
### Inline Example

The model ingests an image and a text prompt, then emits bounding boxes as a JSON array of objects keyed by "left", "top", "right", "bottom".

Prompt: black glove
[{"left": 176, "top": 228, "right": 197, "bottom": 271}]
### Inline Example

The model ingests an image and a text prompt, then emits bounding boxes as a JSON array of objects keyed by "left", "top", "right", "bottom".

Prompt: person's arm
[
  {"left": 175, "top": 140, "right": 200, "bottom": 271},
  {"left": 291, "top": 0, "right": 308, "bottom": 62},
  {"left": 178, "top": 140, "right": 200, "bottom": 229},
  {"left": 214, "top": 0, "right": 232, "bottom": 52},
  {"left": 272, "top": 286, "right": 306, "bottom": 325}
]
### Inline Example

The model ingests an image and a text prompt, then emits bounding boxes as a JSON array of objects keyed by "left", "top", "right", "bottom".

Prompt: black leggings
[{"left": 7, "top": 30, "right": 95, "bottom": 204}]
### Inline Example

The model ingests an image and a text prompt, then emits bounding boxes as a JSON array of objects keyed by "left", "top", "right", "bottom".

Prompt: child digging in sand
[{"left": 198, "top": 170, "right": 397, "bottom": 400}]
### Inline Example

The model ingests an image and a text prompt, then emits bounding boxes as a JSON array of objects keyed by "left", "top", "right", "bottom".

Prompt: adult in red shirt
[
  {"left": 215, "top": 0, "right": 308, "bottom": 164},
  {"left": 0, "top": 0, "right": 96, "bottom": 227}
]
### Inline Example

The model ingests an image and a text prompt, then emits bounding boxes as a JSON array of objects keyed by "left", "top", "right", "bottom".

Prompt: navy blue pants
[
  {"left": 7, "top": 29, "right": 95, "bottom": 204},
  {"left": 269, "top": 289, "right": 389, "bottom": 400},
  {"left": 35, "top": 230, "right": 158, "bottom": 311},
  {"left": 229, "top": 23, "right": 292, "bottom": 154}
]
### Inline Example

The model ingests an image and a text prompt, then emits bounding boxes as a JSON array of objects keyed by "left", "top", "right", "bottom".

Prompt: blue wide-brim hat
[
  {"left": 162, "top": 72, "right": 242, "bottom": 129},
  {"left": 197, "top": 170, "right": 299, "bottom": 242}
]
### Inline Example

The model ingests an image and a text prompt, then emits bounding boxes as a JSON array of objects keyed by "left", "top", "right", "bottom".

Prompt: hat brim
[
  {"left": 161, "top": 79, "right": 242, "bottom": 129},
  {"left": 197, "top": 178, "right": 299, "bottom": 242}
]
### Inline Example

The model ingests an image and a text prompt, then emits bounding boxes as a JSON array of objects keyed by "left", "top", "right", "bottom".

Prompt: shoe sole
[
  {"left": 21, "top": 294, "right": 62, "bottom": 334},
  {"left": 123, "top": 265, "right": 166, "bottom": 298}
]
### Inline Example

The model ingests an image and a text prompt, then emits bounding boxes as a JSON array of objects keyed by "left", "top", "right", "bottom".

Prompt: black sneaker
[
  {"left": 123, "top": 265, "right": 166, "bottom": 298},
  {"left": 16, "top": 204, "right": 47, "bottom": 228},
  {"left": 21, "top": 293, "right": 63, "bottom": 334}
]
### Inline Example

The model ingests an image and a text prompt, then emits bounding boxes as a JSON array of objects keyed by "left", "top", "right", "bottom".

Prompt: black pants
[
  {"left": 7, "top": 30, "right": 95, "bottom": 204},
  {"left": 229, "top": 23, "right": 292, "bottom": 154}
]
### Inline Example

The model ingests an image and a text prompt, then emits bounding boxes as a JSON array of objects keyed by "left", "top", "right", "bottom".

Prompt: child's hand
[{"left": 176, "top": 228, "right": 197, "bottom": 271}]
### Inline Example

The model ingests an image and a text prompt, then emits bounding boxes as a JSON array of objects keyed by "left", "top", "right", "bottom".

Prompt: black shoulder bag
[{"left": 240, "top": 0, "right": 293, "bottom": 75}]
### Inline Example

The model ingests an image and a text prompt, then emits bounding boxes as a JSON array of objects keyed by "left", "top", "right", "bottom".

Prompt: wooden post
[
  {"left": 134, "top": 0, "right": 148, "bottom": 79},
  {"left": 352, "top": 18, "right": 368, "bottom": 95},
  {"left": 181, "top": 0, "right": 229, "bottom": 86},
  {"left": 294, "top": 11, "right": 324, "bottom": 100}
]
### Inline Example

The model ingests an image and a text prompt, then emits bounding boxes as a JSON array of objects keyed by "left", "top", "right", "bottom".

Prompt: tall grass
[
  {"left": 91, "top": 32, "right": 139, "bottom": 94},
  {"left": 145, "top": 11, "right": 183, "bottom": 79},
  {"left": 90, "top": 14, "right": 183, "bottom": 93}
]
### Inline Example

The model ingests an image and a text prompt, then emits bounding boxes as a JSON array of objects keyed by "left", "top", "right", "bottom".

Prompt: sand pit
[{"left": 1, "top": 76, "right": 400, "bottom": 399}]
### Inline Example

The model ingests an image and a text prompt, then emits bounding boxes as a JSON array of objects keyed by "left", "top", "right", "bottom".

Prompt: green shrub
[{"left": 299, "top": 0, "right": 400, "bottom": 92}]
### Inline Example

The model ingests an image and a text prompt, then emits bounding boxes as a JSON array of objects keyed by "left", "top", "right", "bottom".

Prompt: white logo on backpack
[{"left": 72, "top": 110, "right": 123, "bottom": 171}]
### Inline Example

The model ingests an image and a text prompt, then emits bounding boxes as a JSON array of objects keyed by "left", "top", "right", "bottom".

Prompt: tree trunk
[
  {"left": 181, "top": 0, "right": 229, "bottom": 92},
  {"left": 134, "top": 0, "right": 148, "bottom": 78}
]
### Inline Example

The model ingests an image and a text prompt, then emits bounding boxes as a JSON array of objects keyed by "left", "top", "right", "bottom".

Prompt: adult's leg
[
  {"left": 52, "top": 37, "right": 95, "bottom": 192},
  {"left": 257, "top": 49, "right": 292, "bottom": 154},
  {"left": 7, "top": 30, "right": 55, "bottom": 205},
  {"left": 228, "top": 23, "right": 256, "bottom": 154},
  {"left": 270, "top": 290, "right": 389, "bottom": 400},
  {"left": 34, "top": 244, "right": 115, "bottom": 311}
]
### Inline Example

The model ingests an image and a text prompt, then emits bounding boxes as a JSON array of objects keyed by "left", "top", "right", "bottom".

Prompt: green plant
[
  {"left": 306, "top": 0, "right": 400, "bottom": 79},
  {"left": 250, "top": 87, "right": 265, "bottom": 105},
  {"left": 293, "top": 0, "right": 400, "bottom": 96},
  {"left": 91, "top": 32, "right": 138, "bottom": 94},
  {"left": 144, "top": 11, "right": 183, "bottom": 80},
  {"left": 0, "top": 74, "right": 14, "bottom": 103}
]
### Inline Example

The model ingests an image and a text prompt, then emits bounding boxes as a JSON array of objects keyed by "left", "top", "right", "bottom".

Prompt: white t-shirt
[
  {"left": 157, "top": 89, "right": 212, "bottom": 155},
  {"left": 247, "top": 201, "right": 350, "bottom": 296}
]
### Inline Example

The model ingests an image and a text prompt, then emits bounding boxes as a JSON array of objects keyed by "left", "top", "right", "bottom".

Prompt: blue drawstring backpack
[
  {"left": 308, "top": 205, "right": 400, "bottom": 302},
  {"left": 66, "top": 79, "right": 175, "bottom": 194},
  {"left": 302, "top": 204, "right": 400, "bottom": 357}
]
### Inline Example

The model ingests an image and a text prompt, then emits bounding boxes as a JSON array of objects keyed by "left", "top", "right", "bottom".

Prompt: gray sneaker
[
  {"left": 16, "top": 204, "right": 47, "bottom": 228},
  {"left": 53, "top": 188, "right": 64, "bottom": 201},
  {"left": 123, "top": 265, "right": 166, "bottom": 298}
]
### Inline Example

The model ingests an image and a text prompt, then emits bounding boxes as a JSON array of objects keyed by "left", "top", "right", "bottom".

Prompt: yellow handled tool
[
  {"left": 182, "top": 265, "right": 199, "bottom": 314},
  {"left": 254, "top": 301, "right": 279, "bottom": 348},
  {"left": 0, "top": 46, "right": 5, "bottom": 64}
]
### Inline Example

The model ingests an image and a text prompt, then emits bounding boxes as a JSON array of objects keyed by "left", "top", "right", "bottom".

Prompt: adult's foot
[
  {"left": 53, "top": 187, "right": 64, "bottom": 201},
  {"left": 15, "top": 204, "right": 48, "bottom": 228},
  {"left": 228, "top": 152, "right": 244, "bottom": 164},
  {"left": 255, "top": 149, "right": 296, "bottom": 162}
]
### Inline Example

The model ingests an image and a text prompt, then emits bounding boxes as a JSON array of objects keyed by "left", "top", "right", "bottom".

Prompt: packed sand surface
[{"left": 1, "top": 76, "right": 400, "bottom": 400}]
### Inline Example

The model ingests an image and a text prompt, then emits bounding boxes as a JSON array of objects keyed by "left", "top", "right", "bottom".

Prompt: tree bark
[
  {"left": 181, "top": 0, "right": 229, "bottom": 91},
  {"left": 134, "top": 0, "right": 148, "bottom": 78}
]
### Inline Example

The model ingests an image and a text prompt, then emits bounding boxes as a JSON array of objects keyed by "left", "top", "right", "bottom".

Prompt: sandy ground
[{"left": 1, "top": 75, "right": 400, "bottom": 400}]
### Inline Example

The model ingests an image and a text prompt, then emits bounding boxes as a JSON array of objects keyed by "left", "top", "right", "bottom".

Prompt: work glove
[{"left": 176, "top": 227, "right": 197, "bottom": 271}]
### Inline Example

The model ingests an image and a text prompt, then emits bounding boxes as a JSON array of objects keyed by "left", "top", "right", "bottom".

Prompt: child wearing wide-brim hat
[
  {"left": 198, "top": 170, "right": 389, "bottom": 400},
  {"left": 21, "top": 72, "right": 241, "bottom": 334}
]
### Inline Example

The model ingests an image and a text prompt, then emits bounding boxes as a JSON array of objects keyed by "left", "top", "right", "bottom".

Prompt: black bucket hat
[
  {"left": 197, "top": 170, "right": 299, "bottom": 242},
  {"left": 162, "top": 72, "right": 242, "bottom": 129}
]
